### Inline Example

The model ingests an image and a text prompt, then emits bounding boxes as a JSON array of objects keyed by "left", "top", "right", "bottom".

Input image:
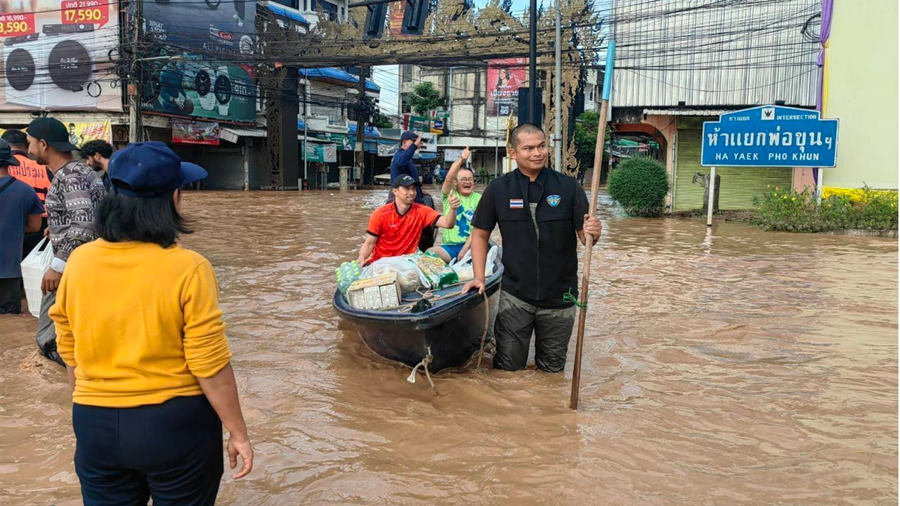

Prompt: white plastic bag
[
  {"left": 20, "top": 238, "right": 53, "bottom": 318},
  {"left": 361, "top": 256, "right": 421, "bottom": 293},
  {"left": 455, "top": 245, "right": 500, "bottom": 277}
]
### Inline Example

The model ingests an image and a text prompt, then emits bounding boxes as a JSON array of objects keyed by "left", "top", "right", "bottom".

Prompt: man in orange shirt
[
  {"left": 2, "top": 129, "right": 51, "bottom": 257},
  {"left": 357, "top": 174, "right": 459, "bottom": 266}
]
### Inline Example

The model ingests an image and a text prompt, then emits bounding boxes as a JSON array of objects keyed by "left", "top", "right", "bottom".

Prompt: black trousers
[
  {"left": 73, "top": 395, "right": 224, "bottom": 506},
  {"left": 493, "top": 290, "right": 577, "bottom": 373},
  {"left": 0, "top": 277, "right": 20, "bottom": 314}
]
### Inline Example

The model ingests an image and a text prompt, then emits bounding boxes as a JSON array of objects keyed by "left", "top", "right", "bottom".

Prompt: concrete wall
[{"left": 822, "top": 0, "right": 899, "bottom": 190}]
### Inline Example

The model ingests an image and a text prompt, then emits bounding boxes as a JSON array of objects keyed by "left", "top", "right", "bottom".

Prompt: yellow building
[{"left": 821, "top": 0, "right": 898, "bottom": 191}]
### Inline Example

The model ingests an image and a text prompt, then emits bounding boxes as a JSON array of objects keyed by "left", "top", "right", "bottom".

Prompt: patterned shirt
[{"left": 45, "top": 160, "right": 107, "bottom": 271}]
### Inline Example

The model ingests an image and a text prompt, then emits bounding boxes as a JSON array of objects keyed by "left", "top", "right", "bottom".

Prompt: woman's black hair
[{"left": 97, "top": 190, "right": 192, "bottom": 248}]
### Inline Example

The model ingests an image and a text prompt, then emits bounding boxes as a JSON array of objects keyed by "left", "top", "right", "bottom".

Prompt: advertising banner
[
  {"left": 0, "top": 0, "right": 121, "bottom": 111},
  {"left": 377, "top": 142, "right": 398, "bottom": 157},
  {"left": 0, "top": 119, "right": 111, "bottom": 146},
  {"left": 141, "top": 0, "right": 257, "bottom": 122},
  {"left": 487, "top": 58, "right": 527, "bottom": 116},
  {"left": 172, "top": 119, "right": 220, "bottom": 145},
  {"left": 143, "top": 0, "right": 256, "bottom": 56},
  {"left": 140, "top": 55, "right": 257, "bottom": 123},
  {"left": 303, "top": 142, "right": 337, "bottom": 163}
]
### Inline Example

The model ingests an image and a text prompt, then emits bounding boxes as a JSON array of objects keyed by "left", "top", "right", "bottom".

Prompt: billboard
[
  {"left": 141, "top": 0, "right": 257, "bottom": 122},
  {"left": 143, "top": 0, "right": 257, "bottom": 56},
  {"left": 0, "top": 0, "right": 121, "bottom": 111},
  {"left": 389, "top": 2, "right": 407, "bottom": 38},
  {"left": 487, "top": 58, "right": 527, "bottom": 116},
  {"left": 140, "top": 55, "right": 257, "bottom": 122}
]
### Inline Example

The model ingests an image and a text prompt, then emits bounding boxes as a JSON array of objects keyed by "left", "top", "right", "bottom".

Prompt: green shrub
[
  {"left": 607, "top": 157, "right": 669, "bottom": 217},
  {"left": 753, "top": 186, "right": 898, "bottom": 232}
]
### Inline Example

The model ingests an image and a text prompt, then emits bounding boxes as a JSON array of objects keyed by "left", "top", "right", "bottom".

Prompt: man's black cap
[
  {"left": 26, "top": 117, "right": 77, "bottom": 152},
  {"left": 0, "top": 139, "right": 20, "bottom": 166},
  {"left": 392, "top": 174, "right": 420, "bottom": 188}
]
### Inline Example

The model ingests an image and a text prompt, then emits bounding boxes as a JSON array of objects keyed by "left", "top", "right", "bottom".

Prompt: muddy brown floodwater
[{"left": 0, "top": 189, "right": 897, "bottom": 505}]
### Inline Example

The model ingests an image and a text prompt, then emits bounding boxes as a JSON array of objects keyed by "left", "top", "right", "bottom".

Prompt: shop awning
[
  {"left": 220, "top": 127, "right": 266, "bottom": 144},
  {"left": 642, "top": 108, "right": 731, "bottom": 117},
  {"left": 298, "top": 68, "right": 380, "bottom": 92},
  {"left": 266, "top": 3, "right": 309, "bottom": 25}
]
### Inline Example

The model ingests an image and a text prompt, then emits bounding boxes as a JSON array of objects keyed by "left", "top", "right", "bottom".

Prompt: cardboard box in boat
[{"left": 347, "top": 272, "right": 401, "bottom": 310}]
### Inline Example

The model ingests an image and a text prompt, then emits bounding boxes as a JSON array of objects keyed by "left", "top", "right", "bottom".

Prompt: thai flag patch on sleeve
[{"left": 509, "top": 199, "right": 524, "bottom": 209}]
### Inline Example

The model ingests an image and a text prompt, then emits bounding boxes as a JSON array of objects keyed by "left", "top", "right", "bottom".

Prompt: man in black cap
[
  {"left": 26, "top": 117, "right": 107, "bottom": 365},
  {"left": 390, "top": 131, "right": 424, "bottom": 203},
  {"left": 357, "top": 174, "right": 459, "bottom": 266},
  {"left": 0, "top": 140, "right": 43, "bottom": 314}
]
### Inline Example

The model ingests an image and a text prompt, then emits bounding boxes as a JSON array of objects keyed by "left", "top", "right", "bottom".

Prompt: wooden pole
[{"left": 570, "top": 40, "right": 615, "bottom": 410}]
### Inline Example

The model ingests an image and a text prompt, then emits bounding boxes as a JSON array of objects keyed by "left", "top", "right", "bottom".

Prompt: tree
[
  {"left": 607, "top": 157, "right": 669, "bottom": 217},
  {"left": 371, "top": 112, "right": 394, "bottom": 129},
  {"left": 408, "top": 82, "right": 441, "bottom": 115},
  {"left": 573, "top": 110, "right": 609, "bottom": 168}
]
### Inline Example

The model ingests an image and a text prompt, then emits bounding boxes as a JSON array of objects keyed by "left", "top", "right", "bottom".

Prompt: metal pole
[
  {"left": 706, "top": 167, "right": 716, "bottom": 226},
  {"left": 570, "top": 39, "right": 614, "bottom": 411},
  {"left": 528, "top": 0, "right": 537, "bottom": 123},
  {"left": 128, "top": 0, "right": 143, "bottom": 142},
  {"left": 448, "top": 67, "right": 453, "bottom": 128},
  {"left": 355, "top": 66, "right": 369, "bottom": 190},
  {"left": 302, "top": 81, "right": 308, "bottom": 191},
  {"left": 816, "top": 168, "right": 824, "bottom": 204},
  {"left": 553, "top": 0, "right": 562, "bottom": 171},
  {"left": 494, "top": 115, "right": 499, "bottom": 177}
]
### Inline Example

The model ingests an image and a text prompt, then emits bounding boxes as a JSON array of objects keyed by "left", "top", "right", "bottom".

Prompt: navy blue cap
[
  {"left": 400, "top": 131, "right": 418, "bottom": 142},
  {"left": 392, "top": 174, "right": 420, "bottom": 188},
  {"left": 109, "top": 142, "right": 207, "bottom": 198},
  {"left": 0, "top": 139, "right": 19, "bottom": 166}
]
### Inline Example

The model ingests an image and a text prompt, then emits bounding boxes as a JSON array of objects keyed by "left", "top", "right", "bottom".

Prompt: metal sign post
[{"left": 707, "top": 167, "right": 716, "bottom": 227}]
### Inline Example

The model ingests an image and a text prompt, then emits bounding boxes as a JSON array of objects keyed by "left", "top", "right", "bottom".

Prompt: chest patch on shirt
[
  {"left": 509, "top": 199, "right": 524, "bottom": 209},
  {"left": 546, "top": 194, "right": 561, "bottom": 207}
]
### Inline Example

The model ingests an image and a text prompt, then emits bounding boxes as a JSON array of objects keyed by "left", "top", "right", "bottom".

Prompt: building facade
[{"left": 612, "top": 0, "right": 821, "bottom": 211}]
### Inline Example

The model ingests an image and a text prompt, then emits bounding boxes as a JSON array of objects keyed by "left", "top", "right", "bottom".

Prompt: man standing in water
[
  {"left": 463, "top": 123, "right": 602, "bottom": 373},
  {"left": 27, "top": 118, "right": 107, "bottom": 365},
  {"left": 390, "top": 131, "right": 425, "bottom": 203}
]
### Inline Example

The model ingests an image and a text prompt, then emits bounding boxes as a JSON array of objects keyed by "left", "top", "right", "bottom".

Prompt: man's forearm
[{"left": 471, "top": 231, "right": 489, "bottom": 281}]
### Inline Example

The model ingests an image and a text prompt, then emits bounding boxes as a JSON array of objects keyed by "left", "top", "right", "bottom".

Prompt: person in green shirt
[{"left": 428, "top": 145, "right": 482, "bottom": 263}]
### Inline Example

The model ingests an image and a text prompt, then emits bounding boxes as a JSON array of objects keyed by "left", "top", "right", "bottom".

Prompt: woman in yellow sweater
[{"left": 50, "top": 142, "right": 253, "bottom": 506}]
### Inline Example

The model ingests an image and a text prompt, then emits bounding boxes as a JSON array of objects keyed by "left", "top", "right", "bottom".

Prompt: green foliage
[
  {"left": 371, "top": 112, "right": 394, "bottom": 129},
  {"left": 574, "top": 111, "right": 609, "bottom": 170},
  {"left": 607, "top": 157, "right": 669, "bottom": 217},
  {"left": 408, "top": 82, "right": 441, "bottom": 115},
  {"left": 753, "top": 186, "right": 899, "bottom": 232}
]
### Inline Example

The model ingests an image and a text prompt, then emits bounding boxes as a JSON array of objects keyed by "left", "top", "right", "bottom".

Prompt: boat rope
[
  {"left": 476, "top": 291, "right": 489, "bottom": 369},
  {"left": 563, "top": 288, "right": 588, "bottom": 310},
  {"left": 407, "top": 346, "right": 438, "bottom": 396}
]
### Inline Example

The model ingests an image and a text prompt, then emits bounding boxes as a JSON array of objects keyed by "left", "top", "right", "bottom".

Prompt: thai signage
[
  {"left": 172, "top": 119, "right": 220, "bottom": 145},
  {"left": 701, "top": 106, "right": 839, "bottom": 168},
  {"left": 487, "top": 58, "right": 527, "bottom": 116},
  {"left": 0, "top": 120, "right": 111, "bottom": 146},
  {"left": 303, "top": 142, "right": 337, "bottom": 163},
  {"left": 0, "top": 0, "right": 121, "bottom": 111}
]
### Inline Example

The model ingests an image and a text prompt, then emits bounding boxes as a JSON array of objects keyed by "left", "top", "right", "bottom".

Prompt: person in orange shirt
[
  {"left": 357, "top": 174, "right": 459, "bottom": 266},
  {"left": 2, "top": 129, "right": 51, "bottom": 257}
]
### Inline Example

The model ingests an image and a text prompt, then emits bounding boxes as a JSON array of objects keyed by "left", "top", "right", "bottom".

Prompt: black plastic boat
[{"left": 333, "top": 251, "right": 503, "bottom": 373}]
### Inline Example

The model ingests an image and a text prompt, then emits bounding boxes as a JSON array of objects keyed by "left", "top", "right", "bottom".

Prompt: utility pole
[
  {"left": 527, "top": 0, "right": 537, "bottom": 123},
  {"left": 355, "top": 66, "right": 369, "bottom": 189},
  {"left": 553, "top": 0, "right": 562, "bottom": 171},
  {"left": 128, "top": 0, "right": 143, "bottom": 142},
  {"left": 302, "top": 80, "right": 308, "bottom": 190}
]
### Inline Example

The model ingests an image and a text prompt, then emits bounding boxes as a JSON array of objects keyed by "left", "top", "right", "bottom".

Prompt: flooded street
[{"left": 1, "top": 188, "right": 896, "bottom": 505}]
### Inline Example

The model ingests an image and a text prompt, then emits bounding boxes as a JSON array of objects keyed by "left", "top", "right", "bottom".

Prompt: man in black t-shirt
[{"left": 464, "top": 124, "right": 602, "bottom": 373}]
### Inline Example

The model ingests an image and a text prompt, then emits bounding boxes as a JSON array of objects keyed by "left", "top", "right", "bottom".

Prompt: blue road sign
[{"left": 701, "top": 106, "right": 839, "bottom": 168}]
